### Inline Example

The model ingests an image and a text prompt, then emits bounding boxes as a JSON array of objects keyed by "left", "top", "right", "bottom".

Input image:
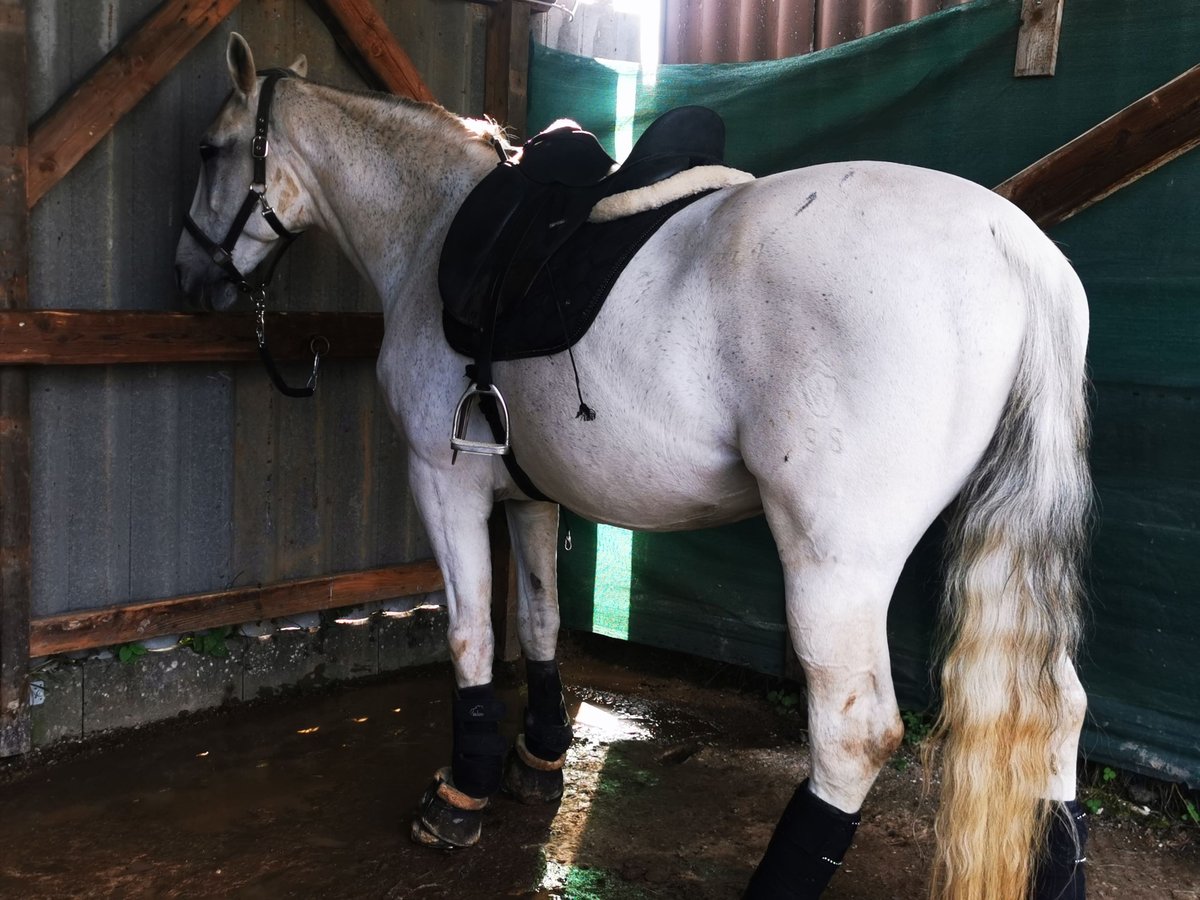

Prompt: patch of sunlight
[
  {"left": 594, "top": 59, "right": 639, "bottom": 161},
  {"left": 574, "top": 701, "right": 649, "bottom": 741},
  {"left": 592, "top": 524, "right": 633, "bottom": 640}
]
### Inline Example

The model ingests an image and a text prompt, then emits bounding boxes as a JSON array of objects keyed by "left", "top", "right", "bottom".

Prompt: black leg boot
[
  {"left": 1034, "top": 800, "right": 1088, "bottom": 900},
  {"left": 504, "top": 658, "right": 573, "bottom": 803},
  {"left": 744, "top": 779, "right": 861, "bottom": 900},
  {"left": 412, "top": 683, "right": 507, "bottom": 849}
]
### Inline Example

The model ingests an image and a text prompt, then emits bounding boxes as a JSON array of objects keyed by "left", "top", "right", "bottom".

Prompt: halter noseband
[{"left": 183, "top": 68, "right": 323, "bottom": 398}]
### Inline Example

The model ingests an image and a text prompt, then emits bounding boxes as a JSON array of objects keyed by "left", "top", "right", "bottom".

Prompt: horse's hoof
[
  {"left": 503, "top": 733, "right": 566, "bottom": 805},
  {"left": 410, "top": 767, "right": 488, "bottom": 849}
]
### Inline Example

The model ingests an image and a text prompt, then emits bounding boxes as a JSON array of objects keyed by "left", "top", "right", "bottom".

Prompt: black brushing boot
[
  {"left": 743, "top": 779, "right": 861, "bottom": 900},
  {"left": 1034, "top": 800, "right": 1088, "bottom": 900},
  {"left": 504, "top": 658, "right": 574, "bottom": 804},
  {"left": 412, "top": 683, "right": 507, "bottom": 849}
]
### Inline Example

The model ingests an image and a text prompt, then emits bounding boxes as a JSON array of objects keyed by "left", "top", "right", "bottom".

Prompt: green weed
[
  {"left": 180, "top": 627, "right": 233, "bottom": 658},
  {"left": 116, "top": 643, "right": 147, "bottom": 664}
]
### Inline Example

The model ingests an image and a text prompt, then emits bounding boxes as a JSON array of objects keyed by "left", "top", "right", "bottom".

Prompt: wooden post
[
  {"left": 1014, "top": 0, "right": 1065, "bottom": 78},
  {"left": 27, "top": 0, "right": 243, "bottom": 208},
  {"left": 482, "top": 0, "right": 530, "bottom": 662},
  {"left": 484, "top": 0, "right": 531, "bottom": 139},
  {"left": 0, "top": 0, "right": 32, "bottom": 757},
  {"left": 489, "top": 509, "right": 521, "bottom": 664}
]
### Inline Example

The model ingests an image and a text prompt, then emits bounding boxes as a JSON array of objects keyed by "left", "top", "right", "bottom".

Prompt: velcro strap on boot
[{"left": 515, "top": 733, "right": 566, "bottom": 771}]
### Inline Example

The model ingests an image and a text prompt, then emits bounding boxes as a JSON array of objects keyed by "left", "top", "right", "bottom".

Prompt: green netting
[{"left": 531, "top": 0, "right": 1200, "bottom": 784}]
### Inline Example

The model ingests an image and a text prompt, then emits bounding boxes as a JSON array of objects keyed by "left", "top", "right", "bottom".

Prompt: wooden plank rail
[
  {"left": 0, "top": 310, "right": 384, "bottom": 365},
  {"left": 27, "top": 0, "right": 243, "bottom": 208},
  {"left": 997, "top": 62, "right": 1200, "bottom": 228},
  {"left": 30, "top": 561, "right": 445, "bottom": 657}
]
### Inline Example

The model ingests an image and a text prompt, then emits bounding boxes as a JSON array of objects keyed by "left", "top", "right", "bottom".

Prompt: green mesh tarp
[{"left": 529, "top": 0, "right": 1200, "bottom": 784}]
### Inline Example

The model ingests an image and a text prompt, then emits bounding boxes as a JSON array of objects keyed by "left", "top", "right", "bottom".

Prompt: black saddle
[
  {"left": 439, "top": 106, "right": 726, "bottom": 348},
  {"left": 437, "top": 106, "right": 728, "bottom": 491}
]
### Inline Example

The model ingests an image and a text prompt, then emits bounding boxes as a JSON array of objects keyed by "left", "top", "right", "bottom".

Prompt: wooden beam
[
  {"left": 0, "top": 310, "right": 384, "bottom": 365},
  {"left": 996, "top": 62, "right": 1200, "bottom": 228},
  {"left": 27, "top": 0, "right": 242, "bottom": 208},
  {"left": 0, "top": 0, "right": 31, "bottom": 757},
  {"left": 489, "top": 510, "right": 521, "bottom": 664},
  {"left": 307, "top": 0, "right": 435, "bottom": 102},
  {"left": 1014, "top": 0, "right": 1065, "bottom": 78},
  {"left": 30, "top": 561, "right": 445, "bottom": 657},
  {"left": 484, "top": 0, "right": 531, "bottom": 139}
]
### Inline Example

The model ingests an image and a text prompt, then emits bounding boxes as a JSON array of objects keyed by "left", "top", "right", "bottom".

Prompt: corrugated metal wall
[
  {"left": 533, "top": 0, "right": 965, "bottom": 65},
  {"left": 26, "top": 0, "right": 487, "bottom": 617},
  {"left": 663, "top": 0, "right": 966, "bottom": 62}
]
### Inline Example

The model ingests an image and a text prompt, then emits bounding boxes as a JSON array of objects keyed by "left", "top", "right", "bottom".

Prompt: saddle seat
[{"left": 439, "top": 106, "right": 727, "bottom": 340}]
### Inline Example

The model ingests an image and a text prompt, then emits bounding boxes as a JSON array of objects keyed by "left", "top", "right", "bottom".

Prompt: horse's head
[{"left": 175, "top": 33, "right": 309, "bottom": 310}]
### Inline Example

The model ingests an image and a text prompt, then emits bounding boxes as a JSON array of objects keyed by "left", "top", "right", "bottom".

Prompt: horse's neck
[{"left": 283, "top": 84, "right": 495, "bottom": 327}]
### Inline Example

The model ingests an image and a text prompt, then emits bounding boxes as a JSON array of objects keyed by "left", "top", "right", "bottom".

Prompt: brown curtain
[{"left": 662, "top": 0, "right": 963, "bottom": 63}]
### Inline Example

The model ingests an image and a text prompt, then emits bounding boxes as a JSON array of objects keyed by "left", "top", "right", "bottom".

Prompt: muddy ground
[{"left": 1, "top": 635, "right": 1196, "bottom": 899}]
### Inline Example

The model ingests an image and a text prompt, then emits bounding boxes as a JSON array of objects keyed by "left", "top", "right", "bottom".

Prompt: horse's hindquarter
[{"left": 501, "top": 162, "right": 1048, "bottom": 539}]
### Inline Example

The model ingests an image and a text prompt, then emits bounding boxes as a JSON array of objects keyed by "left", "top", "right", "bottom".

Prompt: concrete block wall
[{"left": 29, "top": 600, "right": 449, "bottom": 748}]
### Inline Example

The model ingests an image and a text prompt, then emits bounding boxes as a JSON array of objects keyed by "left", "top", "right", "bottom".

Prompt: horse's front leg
[
  {"left": 407, "top": 462, "right": 507, "bottom": 850},
  {"left": 501, "top": 500, "right": 574, "bottom": 804}
]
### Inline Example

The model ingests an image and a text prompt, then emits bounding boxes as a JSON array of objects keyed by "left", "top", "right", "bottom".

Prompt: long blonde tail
[{"left": 930, "top": 225, "right": 1092, "bottom": 900}]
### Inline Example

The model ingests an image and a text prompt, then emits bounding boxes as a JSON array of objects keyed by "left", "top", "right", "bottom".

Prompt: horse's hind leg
[
  {"left": 1035, "top": 656, "right": 1089, "bottom": 900},
  {"left": 502, "top": 499, "right": 574, "bottom": 803},
  {"left": 746, "top": 552, "right": 905, "bottom": 899}
]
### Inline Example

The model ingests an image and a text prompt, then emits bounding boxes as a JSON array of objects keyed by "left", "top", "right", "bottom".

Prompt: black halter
[{"left": 183, "top": 68, "right": 323, "bottom": 398}]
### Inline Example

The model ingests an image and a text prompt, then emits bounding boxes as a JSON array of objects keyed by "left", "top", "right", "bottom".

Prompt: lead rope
[{"left": 254, "top": 291, "right": 326, "bottom": 398}]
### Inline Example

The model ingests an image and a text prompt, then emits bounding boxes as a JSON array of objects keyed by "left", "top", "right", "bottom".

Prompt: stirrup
[{"left": 451, "top": 382, "right": 511, "bottom": 456}]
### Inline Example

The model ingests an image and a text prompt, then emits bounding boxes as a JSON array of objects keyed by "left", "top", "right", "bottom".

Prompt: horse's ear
[
  {"left": 289, "top": 54, "right": 308, "bottom": 78},
  {"left": 226, "top": 32, "right": 257, "bottom": 98}
]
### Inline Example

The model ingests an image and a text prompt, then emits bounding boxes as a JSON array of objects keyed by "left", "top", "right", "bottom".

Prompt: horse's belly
[{"left": 503, "top": 377, "right": 764, "bottom": 530}]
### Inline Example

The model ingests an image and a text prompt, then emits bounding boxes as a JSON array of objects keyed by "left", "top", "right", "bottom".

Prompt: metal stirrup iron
[{"left": 451, "top": 382, "right": 511, "bottom": 456}]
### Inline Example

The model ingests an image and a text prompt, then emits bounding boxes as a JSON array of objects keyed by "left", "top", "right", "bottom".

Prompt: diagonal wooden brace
[{"left": 996, "top": 62, "right": 1200, "bottom": 228}]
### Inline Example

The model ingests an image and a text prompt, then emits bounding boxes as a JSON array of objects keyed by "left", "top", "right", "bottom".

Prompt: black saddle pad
[{"left": 442, "top": 191, "right": 710, "bottom": 362}]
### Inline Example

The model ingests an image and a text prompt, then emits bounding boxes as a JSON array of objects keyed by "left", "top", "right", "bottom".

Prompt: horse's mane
[{"left": 303, "top": 80, "right": 515, "bottom": 159}]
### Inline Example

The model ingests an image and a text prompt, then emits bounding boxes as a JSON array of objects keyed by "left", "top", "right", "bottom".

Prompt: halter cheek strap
[{"left": 183, "top": 68, "right": 321, "bottom": 399}]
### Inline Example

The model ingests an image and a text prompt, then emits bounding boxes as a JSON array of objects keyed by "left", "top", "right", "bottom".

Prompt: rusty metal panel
[
  {"left": 664, "top": 0, "right": 816, "bottom": 64},
  {"left": 26, "top": 0, "right": 485, "bottom": 618},
  {"left": 660, "top": 0, "right": 964, "bottom": 62}
]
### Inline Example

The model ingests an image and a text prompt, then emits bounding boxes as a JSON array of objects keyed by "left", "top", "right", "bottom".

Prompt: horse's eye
[{"left": 199, "top": 144, "right": 219, "bottom": 162}]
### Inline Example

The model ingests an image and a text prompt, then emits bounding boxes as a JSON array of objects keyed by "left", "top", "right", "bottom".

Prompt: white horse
[{"left": 176, "top": 34, "right": 1093, "bottom": 900}]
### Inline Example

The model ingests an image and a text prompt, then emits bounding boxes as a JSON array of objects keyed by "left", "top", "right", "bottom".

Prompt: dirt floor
[{"left": 1, "top": 635, "right": 1196, "bottom": 900}]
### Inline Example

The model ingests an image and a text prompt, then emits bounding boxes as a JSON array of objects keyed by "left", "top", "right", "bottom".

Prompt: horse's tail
[{"left": 929, "top": 220, "right": 1092, "bottom": 900}]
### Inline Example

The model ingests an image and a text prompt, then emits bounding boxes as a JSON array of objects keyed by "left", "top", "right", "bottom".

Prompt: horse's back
[{"left": 505, "top": 160, "right": 1080, "bottom": 537}]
